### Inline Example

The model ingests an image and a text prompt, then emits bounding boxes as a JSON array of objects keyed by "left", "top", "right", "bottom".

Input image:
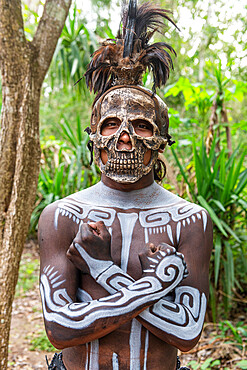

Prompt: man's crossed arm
[
  {"left": 40, "top": 222, "right": 188, "bottom": 349},
  {"left": 68, "top": 222, "right": 207, "bottom": 351}
]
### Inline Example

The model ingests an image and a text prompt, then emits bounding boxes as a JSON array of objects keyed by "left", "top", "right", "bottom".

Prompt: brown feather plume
[{"left": 85, "top": 0, "right": 178, "bottom": 98}]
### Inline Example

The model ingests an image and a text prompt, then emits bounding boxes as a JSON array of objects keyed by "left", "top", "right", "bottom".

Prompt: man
[{"left": 38, "top": 2, "right": 213, "bottom": 369}]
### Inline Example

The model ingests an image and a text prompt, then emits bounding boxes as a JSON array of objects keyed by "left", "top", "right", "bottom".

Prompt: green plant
[
  {"left": 236, "top": 360, "right": 247, "bottom": 369},
  {"left": 30, "top": 117, "right": 100, "bottom": 233},
  {"left": 29, "top": 330, "right": 56, "bottom": 352},
  {"left": 16, "top": 257, "right": 39, "bottom": 296},
  {"left": 165, "top": 77, "right": 214, "bottom": 127},
  {"left": 172, "top": 137, "right": 247, "bottom": 319},
  {"left": 188, "top": 358, "right": 221, "bottom": 369},
  {"left": 216, "top": 320, "right": 247, "bottom": 346},
  {"left": 49, "top": 4, "right": 97, "bottom": 97}
]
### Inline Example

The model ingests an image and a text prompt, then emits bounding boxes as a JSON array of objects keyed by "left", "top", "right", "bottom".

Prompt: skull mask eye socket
[
  {"left": 100, "top": 118, "right": 121, "bottom": 136},
  {"left": 100, "top": 117, "right": 154, "bottom": 139},
  {"left": 132, "top": 119, "right": 153, "bottom": 137}
]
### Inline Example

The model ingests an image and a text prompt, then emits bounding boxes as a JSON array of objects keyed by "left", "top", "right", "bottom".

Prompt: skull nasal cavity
[{"left": 117, "top": 131, "right": 132, "bottom": 150}]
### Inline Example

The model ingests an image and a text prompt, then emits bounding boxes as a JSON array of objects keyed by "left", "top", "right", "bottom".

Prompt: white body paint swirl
[
  {"left": 43, "top": 181, "right": 210, "bottom": 369},
  {"left": 40, "top": 250, "right": 185, "bottom": 331}
]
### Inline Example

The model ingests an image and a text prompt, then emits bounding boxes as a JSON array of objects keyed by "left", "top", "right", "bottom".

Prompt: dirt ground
[{"left": 7, "top": 241, "right": 246, "bottom": 369}]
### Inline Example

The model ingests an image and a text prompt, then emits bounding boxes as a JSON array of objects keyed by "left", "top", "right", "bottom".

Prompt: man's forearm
[
  {"left": 40, "top": 248, "right": 185, "bottom": 348},
  {"left": 92, "top": 251, "right": 207, "bottom": 350}
]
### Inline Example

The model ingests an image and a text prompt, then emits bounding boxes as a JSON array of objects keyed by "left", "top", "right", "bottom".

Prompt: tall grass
[{"left": 171, "top": 138, "right": 247, "bottom": 319}]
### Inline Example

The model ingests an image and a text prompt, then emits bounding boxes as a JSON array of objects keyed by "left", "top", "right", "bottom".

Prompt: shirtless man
[{"left": 38, "top": 3, "right": 213, "bottom": 369}]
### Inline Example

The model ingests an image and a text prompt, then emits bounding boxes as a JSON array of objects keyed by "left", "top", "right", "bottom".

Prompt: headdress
[
  {"left": 84, "top": 0, "right": 178, "bottom": 183},
  {"left": 85, "top": 0, "right": 178, "bottom": 98}
]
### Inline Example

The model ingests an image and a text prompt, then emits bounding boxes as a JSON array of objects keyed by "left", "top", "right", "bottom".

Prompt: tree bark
[
  {"left": 221, "top": 102, "right": 232, "bottom": 158},
  {"left": 0, "top": 1, "right": 72, "bottom": 368}
]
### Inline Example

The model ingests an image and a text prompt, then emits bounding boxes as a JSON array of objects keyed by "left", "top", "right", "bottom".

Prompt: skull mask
[{"left": 90, "top": 86, "right": 169, "bottom": 183}]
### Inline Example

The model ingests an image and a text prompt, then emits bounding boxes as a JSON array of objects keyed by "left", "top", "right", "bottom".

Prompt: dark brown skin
[{"left": 38, "top": 128, "right": 213, "bottom": 370}]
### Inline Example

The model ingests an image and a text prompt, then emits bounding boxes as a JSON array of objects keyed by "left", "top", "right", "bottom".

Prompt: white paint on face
[
  {"left": 89, "top": 340, "right": 99, "bottom": 370},
  {"left": 117, "top": 212, "right": 138, "bottom": 273},
  {"left": 129, "top": 318, "right": 142, "bottom": 370}
]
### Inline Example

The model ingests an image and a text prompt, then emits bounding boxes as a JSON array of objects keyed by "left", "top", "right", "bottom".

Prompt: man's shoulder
[
  {"left": 139, "top": 188, "right": 209, "bottom": 229},
  {"left": 144, "top": 184, "right": 204, "bottom": 212}
]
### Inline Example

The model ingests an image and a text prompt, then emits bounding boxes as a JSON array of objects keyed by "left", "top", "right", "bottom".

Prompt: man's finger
[
  {"left": 80, "top": 223, "right": 94, "bottom": 238},
  {"left": 93, "top": 221, "right": 110, "bottom": 238}
]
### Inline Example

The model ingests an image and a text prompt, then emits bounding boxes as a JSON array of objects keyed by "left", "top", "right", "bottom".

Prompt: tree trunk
[
  {"left": 206, "top": 98, "right": 218, "bottom": 155},
  {"left": 0, "top": 1, "right": 72, "bottom": 368},
  {"left": 221, "top": 102, "right": 232, "bottom": 158}
]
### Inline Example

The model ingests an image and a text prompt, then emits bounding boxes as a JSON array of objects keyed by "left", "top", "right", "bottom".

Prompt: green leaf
[
  {"left": 60, "top": 118, "right": 78, "bottom": 149},
  {"left": 235, "top": 169, "right": 247, "bottom": 195},
  {"left": 221, "top": 156, "right": 235, "bottom": 204},
  {"left": 236, "top": 360, "right": 247, "bottom": 369},
  {"left": 210, "top": 199, "right": 226, "bottom": 212},
  {"left": 224, "top": 320, "right": 242, "bottom": 343},
  {"left": 201, "top": 357, "right": 213, "bottom": 369},
  {"left": 77, "top": 115, "right": 82, "bottom": 143},
  {"left": 193, "top": 141, "right": 204, "bottom": 195},
  {"left": 221, "top": 220, "right": 241, "bottom": 242},
  {"left": 214, "top": 235, "right": 221, "bottom": 286},
  {"left": 197, "top": 195, "right": 227, "bottom": 236},
  {"left": 171, "top": 147, "right": 194, "bottom": 196},
  {"left": 226, "top": 244, "right": 234, "bottom": 294}
]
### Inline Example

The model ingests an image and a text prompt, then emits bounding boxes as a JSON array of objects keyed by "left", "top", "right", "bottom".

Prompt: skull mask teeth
[{"left": 90, "top": 87, "right": 168, "bottom": 183}]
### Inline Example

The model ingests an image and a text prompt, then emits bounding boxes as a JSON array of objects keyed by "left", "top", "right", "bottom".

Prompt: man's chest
[{"left": 56, "top": 197, "right": 206, "bottom": 280}]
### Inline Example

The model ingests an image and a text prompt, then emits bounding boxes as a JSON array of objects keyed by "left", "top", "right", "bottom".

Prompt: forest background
[{"left": 0, "top": 0, "right": 246, "bottom": 368}]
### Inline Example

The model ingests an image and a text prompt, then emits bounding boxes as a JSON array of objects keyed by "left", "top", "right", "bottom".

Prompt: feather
[
  {"left": 123, "top": 0, "right": 137, "bottom": 57},
  {"left": 84, "top": 1, "right": 178, "bottom": 97}
]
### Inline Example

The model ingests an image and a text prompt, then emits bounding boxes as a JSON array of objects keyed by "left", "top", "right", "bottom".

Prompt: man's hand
[
  {"left": 67, "top": 221, "right": 112, "bottom": 274},
  {"left": 139, "top": 243, "right": 188, "bottom": 289}
]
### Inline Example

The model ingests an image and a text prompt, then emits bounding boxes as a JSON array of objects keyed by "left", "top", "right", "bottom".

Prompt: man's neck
[{"left": 101, "top": 171, "right": 154, "bottom": 192}]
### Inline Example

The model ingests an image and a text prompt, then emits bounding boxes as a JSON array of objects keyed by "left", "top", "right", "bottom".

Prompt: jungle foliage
[{"left": 22, "top": 0, "right": 246, "bottom": 320}]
